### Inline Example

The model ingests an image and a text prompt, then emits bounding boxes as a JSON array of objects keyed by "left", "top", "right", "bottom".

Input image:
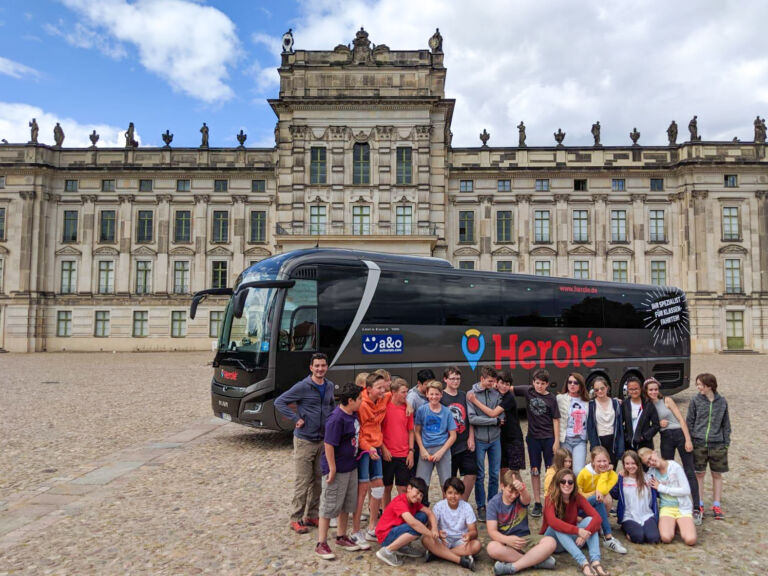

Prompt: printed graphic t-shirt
[
  {"left": 486, "top": 492, "right": 530, "bottom": 537},
  {"left": 515, "top": 386, "right": 560, "bottom": 439},
  {"left": 441, "top": 390, "right": 470, "bottom": 454},
  {"left": 415, "top": 403, "right": 457, "bottom": 448}
]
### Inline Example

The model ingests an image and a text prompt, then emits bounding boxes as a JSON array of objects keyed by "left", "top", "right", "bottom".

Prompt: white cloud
[
  {"left": 59, "top": 0, "right": 241, "bottom": 103},
  {"left": 0, "top": 56, "right": 40, "bottom": 80},
  {"left": 289, "top": 0, "right": 768, "bottom": 146},
  {"left": 0, "top": 102, "right": 131, "bottom": 147}
]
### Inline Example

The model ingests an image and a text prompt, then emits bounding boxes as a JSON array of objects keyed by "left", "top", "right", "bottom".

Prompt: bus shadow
[{"left": 216, "top": 428, "right": 293, "bottom": 451}]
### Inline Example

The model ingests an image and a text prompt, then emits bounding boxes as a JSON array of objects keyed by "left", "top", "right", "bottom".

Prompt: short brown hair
[
  {"left": 425, "top": 379, "right": 443, "bottom": 393},
  {"left": 391, "top": 377, "right": 409, "bottom": 393},
  {"left": 374, "top": 368, "right": 391, "bottom": 381},
  {"left": 696, "top": 372, "right": 718, "bottom": 393},
  {"left": 443, "top": 366, "right": 461, "bottom": 379},
  {"left": 479, "top": 366, "right": 498, "bottom": 379},
  {"left": 366, "top": 372, "right": 386, "bottom": 388},
  {"left": 500, "top": 469, "right": 522, "bottom": 487}
]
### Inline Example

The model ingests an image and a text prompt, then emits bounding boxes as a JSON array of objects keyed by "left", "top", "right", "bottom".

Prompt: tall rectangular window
[
  {"left": 535, "top": 261, "right": 551, "bottom": 276},
  {"left": 251, "top": 179, "right": 266, "bottom": 193},
  {"left": 724, "top": 174, "right": 737, "bottom": 188},
  {"left": 534, "top": 210, "right": 550, "bottom": 243},
  {"left": 135, "top": 261, "right": 152, "bottom": 295},
  {"left": 136, "top": 210, "right": 153, "bottom": 243},
  {"left": 496, "top": 211, "right": 512, "bottom": 242},
  {"left": 497, "top": 179, "right": 511, "bottom": 192},
  {"left": 0, "top": 207, "right": 5, "bottom": 241},
  {"left": 101, "top": 179, "right": 115, "bottom": 192},
  {"left": 725, "top": 259, "right": 741, "bottom": 293},
  {"left": 649, "top": 210, "right": 665, "bottom": 242},
  {"left": 497, "top": 261, "right": 513, "bottom": 273},
  {"left": 98, "top": 261, "right": 114, "bottom": 294},
  {"left": 611, "top": 179, "right": 625, "bottom": 192},
  {"left": 572, "top": 210, "right": 589, "bottom": 242},
  {"left": 139, "top": 179, "right": 153, "bottom": 192},
  {"left": 99, "top": 210, "right": 116, "bottom": 243},
  {"left": 650, "top": 178, "right": 664, "bottom": 191},
  {"left": 212, "top": 261, "right": 228, "bottom": 289},
  {"left": 722, "top": 207, "right": 740, "bottom": 241},
  {"left": 63, "top": 210, "right": 78, "bottom": 242},
  {"left": 309, "top": 206, "right": 326, "bottom": 235},
  {"left": 353, "top": 143, "right": 370, "bottom": 185},
  {"left": 0, "top": 258, "right": 4, "bottom": 293},
  {"left": 0, "top": 176, "right": 5, "bottom": 188},
  {"left": 396, "top": 147, "right": 412, "bottom": 185},
  {"left": 212, "top": 211, "right": 229, "bottom": 243},
  {"left": 352, "top": 206, "right": 371, "bottom": 235},
  {"left": 611, "top": 210, "right": 627, "bottom": 242},
  {"left": 176, "top": 179, "right": 191, "bottom": 192},
  {"left": 574, "top": 179, "right": 588, "bottom": 191},
  {"left": 60, "top": 261, "right": 76, "bottom": 294},
  {"left": 573, "top": 260, "right": 589, "bottom": 279},
  {"left": 94, "top": 311, "right": 110, "bottom": 337},
  {"left": 651, "top": 260, "right": 667, "bottom": 286},
  {"left": 171, "top": 311, "right": 187, "bottom": 338},
  {"left": 132, "top": 311, "right": 149, "bottom": 337},
  {"left": 310, "top": 147, "right": 327, "bottom": 185},
  {"left": 249, "top": 211, "right": 266, "bottom": 242},
  {"left": 613, "top": 260, "right": 628, "bottom": 282},
  {"left": 458, "top": 261, "right": 475, "bottom": 270},
  {"left": 214, "top": 179, "right": 228, "bottom": 193},
  {"left": 173, "top": 261, "right": 190, "bottom": 294},
  {"left": 459, "top": 211, "right": 474, "bottom": 243},
  {"left": 459, "top": 180, "right": 473, "bottom": 193},
  {"left": 209, "top": 310, "right": 224, "bottom": 338},
  {"left": 64, "top": 179, "right": 78, "bottom": 192},
  {"left": 57, "top": 311, "right": 72, "bottom": 337},
  {"left": 395, "top": 206, "right": 412, "bottom": 235},
  {"left": 174, "top": 210, "right": 191, "bottom": 243},
  {"left": 535, "top": 179, "right": 550, "bottom": 191}
]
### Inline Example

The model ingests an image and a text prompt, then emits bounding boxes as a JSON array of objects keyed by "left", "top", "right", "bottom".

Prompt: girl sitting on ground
[{"left": 616, "top": 450, "right": 660, "bottom": 544}]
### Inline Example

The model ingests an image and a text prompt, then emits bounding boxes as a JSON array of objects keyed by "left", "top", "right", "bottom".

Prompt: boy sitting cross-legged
[
  {"left": 486, "top": 471, "right": 557, "bottom": 575},
  {"left": 429, "top": 477, "right": 482, "bottom": 569}
]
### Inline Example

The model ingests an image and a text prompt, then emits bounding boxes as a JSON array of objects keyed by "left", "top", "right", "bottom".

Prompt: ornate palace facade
[{"left": 0, "top": 29, "right": 766, "bottom": 353}]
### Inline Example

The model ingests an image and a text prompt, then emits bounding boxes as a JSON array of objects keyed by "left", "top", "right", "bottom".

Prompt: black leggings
[
  {"left": 621, "top": 517, "right": 660, "bottom": 544},
  {"left": 660, "top": 428, "right": 699, "bottom": 506}
]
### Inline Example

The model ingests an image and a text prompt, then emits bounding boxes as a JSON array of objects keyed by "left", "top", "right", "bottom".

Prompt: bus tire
[
  {"left": 620, "top": 371, "right": 644, "bottom": 398},
  {"left": 586, "top": 372, "right": 611, "bottom": 398}
]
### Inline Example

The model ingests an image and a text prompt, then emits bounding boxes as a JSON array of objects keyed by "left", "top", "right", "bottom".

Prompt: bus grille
[{"left": 652, "top": 363, "right": 684, "bottom": 389}]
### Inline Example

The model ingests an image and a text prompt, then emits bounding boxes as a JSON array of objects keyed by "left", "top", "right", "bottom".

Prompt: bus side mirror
[
  {"left": 190, "top": 296, "right": 201, "bottom": 320},
  {"left": 233, "top": 289, "right": 249, "bottom": 319}
]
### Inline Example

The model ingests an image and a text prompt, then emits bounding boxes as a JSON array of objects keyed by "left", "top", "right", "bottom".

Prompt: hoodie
[
  {"left": 358, "top": 388, "right": 391, "bottom": 451},
  {"left": 686, "top": 392, "right": 731, "bottom": 447},
  {"left": 467, "top": 382, "right": 502, "bottom": 443},
  {"left": 274, "top": 374, "right": 336, "bottom": 442}
]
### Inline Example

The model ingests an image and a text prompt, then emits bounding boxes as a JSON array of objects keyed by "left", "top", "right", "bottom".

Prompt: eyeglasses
[{"left": 559, "top": 479, "right": 575, "bottom": 486}]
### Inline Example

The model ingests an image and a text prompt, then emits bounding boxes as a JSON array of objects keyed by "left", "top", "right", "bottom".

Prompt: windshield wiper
[{"left": 216, "top": 357, "right": 257, "bottom": 373}]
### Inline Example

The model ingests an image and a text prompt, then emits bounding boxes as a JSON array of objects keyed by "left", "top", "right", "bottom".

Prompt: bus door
[{"left": 275, "top": 275, "right": 319, "bottom": 398}]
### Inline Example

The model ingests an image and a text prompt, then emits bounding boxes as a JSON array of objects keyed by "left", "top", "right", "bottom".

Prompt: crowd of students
[{"left": 275, "top": 354, "right": 731, "bottom": 574}]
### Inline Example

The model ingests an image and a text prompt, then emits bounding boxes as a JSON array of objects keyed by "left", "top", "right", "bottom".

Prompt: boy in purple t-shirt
[{"left": 316, "top": 383, "right": 364, "bottom": 560}]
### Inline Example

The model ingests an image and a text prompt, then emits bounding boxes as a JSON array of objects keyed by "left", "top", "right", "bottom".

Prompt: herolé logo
[
  {"left": 461, "top": 330, "right": 603, "bottom": 371},
  {"left": 220, "top": 369, "right": 238, "bottom": 381}
]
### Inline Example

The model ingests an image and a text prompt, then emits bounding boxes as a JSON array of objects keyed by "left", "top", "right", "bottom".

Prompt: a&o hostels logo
[{"left": 461, "top": 329, "right": 485, "bottom": 371}]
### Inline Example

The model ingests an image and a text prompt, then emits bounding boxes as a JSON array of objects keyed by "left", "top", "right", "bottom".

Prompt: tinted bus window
[
  {"left": 603, "top": 287, "right": 646, "bottom": 329},
  {"left": 365, "top": 271, "right": 442, "bottom": 326},
  {"left": 318, "top": 266, "right": 367, "bottom": 352},
  {"left": 556, "top": 288, "right": 604, "bottom": 328},
  {"left": 500, "top": 280, "right": 557, "bottom": 327},
  {"left": 441, "top": 276, "right": 503, "bottom": 326}
]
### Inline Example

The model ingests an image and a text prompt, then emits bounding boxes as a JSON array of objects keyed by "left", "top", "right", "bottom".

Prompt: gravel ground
[{"left": 0, "top": 352, "right": 765, "bottom": 575}]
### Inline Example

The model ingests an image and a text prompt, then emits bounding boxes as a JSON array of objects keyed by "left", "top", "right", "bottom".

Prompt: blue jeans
[
  {"left": 382, "top": 511, "right": 428, "bottom": 547},
  {"left": 474, "top": 438, "right": 501, "bottom": 508},
  {"left": 545, "top": 516, "right": 600, "bottom": 566},
  {"left": 587, "top": 495, "right": 612, "bottom": 536},
  {"left": 562, "top": 436, "right": 588, "bottom": 477}
]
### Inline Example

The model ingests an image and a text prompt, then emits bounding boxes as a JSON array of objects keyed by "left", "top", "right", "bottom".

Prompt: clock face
[{"left": 429, "top": 37, "right": 438, "bottom": 50}]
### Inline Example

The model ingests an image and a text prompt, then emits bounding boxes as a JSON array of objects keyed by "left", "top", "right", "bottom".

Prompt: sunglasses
[
  {"left": 567, "top": 380, "right": 579, "bottom": 384},
  {"left": 559, "top": 479, "right": 575, "bottom": 486}
]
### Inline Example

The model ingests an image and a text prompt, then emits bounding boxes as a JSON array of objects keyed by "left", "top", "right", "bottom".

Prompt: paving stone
[{"left": 71, "top": 461, "right": 145, "bottom": 486}]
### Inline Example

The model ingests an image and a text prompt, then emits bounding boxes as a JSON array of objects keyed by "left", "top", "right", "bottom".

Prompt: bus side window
[{"left": 279, "top": 279, "right": 318, "bottom": 351}]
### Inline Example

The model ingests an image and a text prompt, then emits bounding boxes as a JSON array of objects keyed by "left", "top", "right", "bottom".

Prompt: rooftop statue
[
  {"left": 28, "top": 118, "right": 39, "bottom": 144},
  {"left": 591, "top": 121, "right": 601, "bottom": 147},
  {"left": 53, "top": 122, "right": 64, "bottom": 148},
  {"left": 667, "top": 120, "right": 678, "bottom": 146},
  {"left": 517, "top": 121, "right": 526, "bottom": 147}
]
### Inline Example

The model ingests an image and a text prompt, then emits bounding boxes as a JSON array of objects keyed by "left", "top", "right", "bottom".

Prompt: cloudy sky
[{"left": 1, "top": 0, "right": 767, "bottom": 148}]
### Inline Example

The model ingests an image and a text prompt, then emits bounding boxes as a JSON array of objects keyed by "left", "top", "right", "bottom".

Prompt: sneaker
[
  {"left": 476, "top": 506, "right": 486, "bottom": 523},
  {"left": 459, "top": 555, "right": 475, "bottom": 571},
  {"left": 365, "top": 528, "right": 378, "bottom": 542},
  {"left": 397, "top": 543, "right": 423, "bottom": 558},
  {"left": 302, "top": 517, "right": 319, "bottom": 527},
  {"left": 425, "top": 550, "right": 436, "bottom": 563},
  {"left": 530, "top": 502, "right": 543, "bottom": 518},
  {"left": 534, "top": 555, "right": 557, "bottom": 570},
  {"left": 335, "top": 535, "right": 360, "bottom": 551},
  {"left": 693, "top": 507, "right": 703, "bottom": 526},
  {"left": 376, "top": 546, "right": 403, "bottom": 567},
  {"left": 609, "top": 506, "right": 617, "bottom": 516},
  {"left": 315, "top": 541, "right": 336, "bottom": 560},
  {"left": 350, "top": 530, "right": 372, "bottom": 550},
  {"left": 290, "top": 520, "right": 309, "bottom": 534},
  {"left": 712, "top": 505, "right": 724, "bottom": 520},
  {"left": 604, "top": 536, "right": 627, "bottom": 554},
  {"left": 329, "top": 517, "right": 338, "bottom": 528},
  {"left": 493, "top": 561, "right": 516, "bottom": 575}
]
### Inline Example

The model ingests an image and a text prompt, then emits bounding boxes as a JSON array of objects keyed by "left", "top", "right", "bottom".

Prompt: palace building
[{"left": 0, "top": 28, "right": 766, "bottom": 353}]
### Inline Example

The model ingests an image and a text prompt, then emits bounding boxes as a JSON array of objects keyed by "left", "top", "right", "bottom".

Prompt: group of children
[{"left": 308, "top": 365, "right": 730, "bottom": 574}]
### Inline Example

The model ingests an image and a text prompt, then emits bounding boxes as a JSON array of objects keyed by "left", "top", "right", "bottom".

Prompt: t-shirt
[
  {"left": 441, "top": 389, "right": 471, "bottom": 454},
  {"left": 566, "top": 397, "right": 587, "bottom": 440},
  {"left": 515, "top": 386, "right": 560, "bottom": 439},
  {"left": 500, "top": 392, "right": 524, "bottom": 442},
  {"left": 486, "top": 492, "right": 529, "bottom": 537},
  {"left": 433, "top": 499, "right": 476, "bottom": 542},
  {"left": 321, "top": 406, "right": 360, "bottom": 475},
  {"left": 415, "top": 403, "right": 457, "bottom": 448},
  {"left": 407, "top": 387, "right": 428, "bottom": 413},
  {"left": 375, "top": 493, "right": 424, "bottom": 543},
  {"left": 631, "top": 401, "right": 643, "bottom": 434},
  {"left": 382, "top": 401, "right": 414, "bottom": 458}
]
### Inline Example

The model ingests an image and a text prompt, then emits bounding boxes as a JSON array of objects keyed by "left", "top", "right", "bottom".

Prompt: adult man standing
[{"left": 275, "top": 353, "right": 336, "bottom": 533}]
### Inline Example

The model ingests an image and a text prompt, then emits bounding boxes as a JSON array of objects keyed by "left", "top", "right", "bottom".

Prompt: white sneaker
[
  {"left": 350, "top": 530, "right": 371, "bottom": 550},
  {"left": 365, "top": 528, "right": 378, "bottom": 542},
  {"left": 329, "top": 517, "right": 338, "bottom": 528},
  {"left": 376, "top": 546, "right": 403, "bottom": 567},
  {"left": 604, "top": 536, "right": 627, "bottom": 554}
]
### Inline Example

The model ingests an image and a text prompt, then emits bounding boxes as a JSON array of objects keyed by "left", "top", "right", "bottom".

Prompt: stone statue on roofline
[
  {"left": 29, "top": 118, "right": 39, "bottom": 144},
  {"left": 517, "top": 121, "right": 526, "bottom": 147},
  {"left": 162, "top": 130, "right": 173, "bottom": 148},
  {"left": 554, "top": 128, "right": 566, "bottom": 146},
  {"left": 89, "top": 130, "right": 99, "bottom": 148},
  {"left": 200, "top": 122, "right": 209, "bottom": 148},
  {"left": 429, "top": 28, "right": 443, "bottom": 53},
  {"left": 667, "top": 120, "right": 678, "bottom": 146},
  {"left": 688, "top": 115, "right": 700, "bottom": 141},
  {"left": 125, "top": 122, "right": 138, "bottom": 148},
  {"left": 53, "top": 123, "right": 65, "bottom": 148},
  {"left": 237, "top": 129, "right": 247, "bottom": 148},
  {"left": 630, "top": 127, "right": 641, "bottom": 146},
  {"left": 591, "top": 121, "right": 601, "bottom": 147},
  {"left": 754, "top": 115, "right": 766, "bottom": 144}
]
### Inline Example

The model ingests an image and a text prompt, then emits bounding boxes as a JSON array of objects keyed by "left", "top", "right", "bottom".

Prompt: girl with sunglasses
[
  {"left": 542, "top": 468, "right": 608, "bottom": 576},
  {"left": 586, "top": 376, "right": 624, "bottom": 468},
  {"left": 557, "top": 373, "right": 590, "bottom": 476}
]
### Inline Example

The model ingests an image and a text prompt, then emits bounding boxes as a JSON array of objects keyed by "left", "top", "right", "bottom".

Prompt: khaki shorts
[
  {"left": 693, "top": 444, "right": 729, "bottom": 473},
  {"left": 319, "top": 470, "right": 358, "bottom": 519}
]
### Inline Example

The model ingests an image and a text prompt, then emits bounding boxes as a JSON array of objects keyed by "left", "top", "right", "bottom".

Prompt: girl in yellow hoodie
[{"left": 576, "top": 446, "right": 627, "bottom": 554}]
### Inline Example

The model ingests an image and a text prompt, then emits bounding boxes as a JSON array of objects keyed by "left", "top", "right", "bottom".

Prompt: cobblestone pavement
[{"left": 0, "top": 352, "right": 765, "bottom": 575}]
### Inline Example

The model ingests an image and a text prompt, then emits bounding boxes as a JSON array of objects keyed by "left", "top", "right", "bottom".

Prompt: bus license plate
[{"left": 220, "top": 412, "right": 232, "bottom": 422}]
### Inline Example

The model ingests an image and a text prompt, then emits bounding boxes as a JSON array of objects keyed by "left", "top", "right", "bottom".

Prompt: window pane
[
  {"left": 460, "top": 180, "right": 473, "bottom": 193},
  {"left": 60, "top": 261, "right": 76, "bottom": 294},
  {"left": 63, "top": 211, "right": 78, "bottom": 242},
  {"left": 176, "top": 179, "right": 190, "bottom": 192},
  {"left": 137, "top": 211, "right": 153, "bottom": 242},
  {"left": 310, "top": 147, "right": 327, "bottom": 185},
  {"left": 100, "top": 210, "right": 116, "bottom": 243},
  {"left": 353, "top": 143, "right": 370, "bottom": 185},
  {"left": 352, "top": 206, "right": 370, "bottom": 235},
  {"left": 459, "top": 211, "right": 474, "bottom": 242},
  {"left": 212, "top": 211, "right": 229, "bottom": 243},
  {"left": 173, "top": 261, "right": 190, "bottom": 294},
  {"left": 534, "top": 261, "right": 551, "bottom": 276},
  {"left": 534, "top": 210, "right": 550, "bottom": 242},
  {"left": 101, "top": 179, "right": 115, "bottom": 192},
  {"left": 535, "top": 179, "right": 549, "bottom": 191},
  {"left": 722, "top": 207, "right": 739, "bottom": 240},
  {"left": 171, "top": 311, "right": 187, "bottom": 337},
  {"left": 174, "top": 211, "right": 191, "bottom": 242},
  {"left": 497, "top": 179, "right": 511, "bottom": 192},
  {"left": 574, "top": 179, "right": 588, "bottom": 191},
  {"left": 139, "top": 179, "right": 153, "bottom": 192},
  {"left": 649, "top": 210, "right": 665, "bottom": 242},
  {"left": 209, "top": 311, "right": 224, "bottom": 338},
  {"left": 611, "top": 210, "right": 627, "bottom": 242},
  {"left": 651, "top": 260, "right": 667, "bottom": 285},
  {"left": 309, "top": 206, "right": 326, "bottom": 235},
  {"left": 396, "top": 147, "right": 412, "bottom": 185},
  {"left": 250, "top": 211, "right": 266, "bottom": 242},
  {"left": 611, "top": 179, "right": 625, "bottom": 191},
  {"left": 57, "top": 311, "right": 72, "bottom": 337},
  {"left": 0, "top": 207, "right": 5, "bottom": 241},
  {"left": 612, "top": 260, "right": 628, "bottom": 282},
  {"left": 95, "top": 311, "right": 110, "bottom": 337},
  {"left": 212, "top": 261, "right": 228, "bottom": 289},
  {"left": 251, "top": 179, "right": 266, "bottom": 192},
  {"left": 573, "top": 260, "right": 589, "bottom": 279},
  {"left": 396, "top": 205, "right": 412, "bottom": 235},
  {"left": 496, "top": 211, "right": 512, "bottom": 242},
  {"left": 214, "top": 179, "right": 228, "bottom": 192},
  {"left": 135, "top": 260, "right": 152, "bottom": 294},
  {"left": 497, "top": 261, "right": 513, "bottom": 273},
  {"left": 98, "top": 261, "right": 114, "bottom": 294},
  {"left": 725, "top": 259, "right": 741, "bottom": 293},
  {"left": 572, "top": 210, "right": 588, "bottom": 242},
  {"left": 650, "top": 178, "right": 664, "bottom": 191},
  {"left": 133, "top": 311, "right": 149, "bottom": 337}
]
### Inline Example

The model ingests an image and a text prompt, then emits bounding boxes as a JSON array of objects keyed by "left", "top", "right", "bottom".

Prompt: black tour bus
[{"left": 191, "top": 248, "right": 690, "bottom": 431}]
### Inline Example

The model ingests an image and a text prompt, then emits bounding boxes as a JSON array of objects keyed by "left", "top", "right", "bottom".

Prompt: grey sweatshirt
[
  {"left": 686, "top": 393, "right": 731, "bottom": 446},
  {"left": 467, "top": 382, "right": 502, "bottom": 443}
]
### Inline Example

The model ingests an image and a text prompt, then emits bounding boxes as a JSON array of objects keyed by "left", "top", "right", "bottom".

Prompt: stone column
[
  {"left": 232, "top": 195, "right": 248, "bottom": 275},
  {"left": 17, "top": 191, "right": 36, "bottom": 294},
  {"left": 517, "top": 195, "right": 532, "bottom": 273},
  {"left": 690, "top": 190, "right": 711, "bottom": 293},
  {"left": 155, "top": 195, "right": 172, "bottom": 294},
  {"left": 193, "top": 194, "right": 209, "bottom": 292},
  {"left": 554, "top": 194, "right": 569, "bottom": 276},
  {"left": 117, "top": 194, "right": 134, "bottom": 294},
  {"left": 80, "top": 195, "right": 98, "bottom": 294},
  {"left": 756, "top": 191, "right": 768, "bottom": 294},
  {"left": 631, "top": 194, "right": 646, "bottom": 283}
]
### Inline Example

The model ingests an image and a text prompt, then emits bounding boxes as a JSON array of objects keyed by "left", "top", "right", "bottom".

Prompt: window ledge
[
  {"left": 458, "top": 241, "right": 477, "bottom": 245},
  {"left": 246, "top": 241, "right": 268, "bottom": 245},
  {"left": 495, "top": 240, "right": 515, "bottom": 245},
  {"left": 722, "top": 237, "right": 743, "bottom": 243},
  {"left": 610, "top": 240, "right": 630, "bottom": 245},
  {"left": 533, "top": 241, "right": 553, "bottom": 245},
  {"left": 572, "top": 240, "right": 590, "bottom": 244},
  {"left": 648, "top": 240, "right": 668, "bottom": 244}
]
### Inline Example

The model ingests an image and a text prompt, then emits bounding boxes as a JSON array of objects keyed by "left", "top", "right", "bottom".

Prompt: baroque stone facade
[{"left": 0, "top": 28, "right": 766, "bottom": 353}]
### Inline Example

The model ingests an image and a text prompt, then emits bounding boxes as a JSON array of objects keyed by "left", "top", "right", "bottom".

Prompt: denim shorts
[{"left": 358, "top": 450, "right": 384, "bottom": 483}]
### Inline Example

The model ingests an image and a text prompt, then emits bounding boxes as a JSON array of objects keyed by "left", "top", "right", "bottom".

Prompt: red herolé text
[{"left": 492, "top": 331, "right": 603, "bottom": 370}]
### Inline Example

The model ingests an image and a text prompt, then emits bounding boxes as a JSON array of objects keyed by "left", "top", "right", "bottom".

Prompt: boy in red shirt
[{"left": 382, "top": 377, "right": 415, "bottom": 509}]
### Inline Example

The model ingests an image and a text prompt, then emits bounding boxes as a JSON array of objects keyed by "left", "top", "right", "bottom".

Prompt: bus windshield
[{"left": 219, "top": 287, "right": 276, "bottom": 364}]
